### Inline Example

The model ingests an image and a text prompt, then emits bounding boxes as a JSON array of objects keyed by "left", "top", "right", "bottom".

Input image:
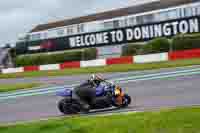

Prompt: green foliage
[
  {"left": 122, "top": 38, "right": 171, "bottom": 56},
  {"left": 0, "top": 83, "right": 42, "bottom": 93},
  {"left": 142, "top": 38, "right": 171, "bottom": 54},
  {"left": 122, "top": 43, "right": 143, "bottom": 56},
  {"left": 1, "top": 107, "right": 200, "bottom": 133},
  {"left": 82, "top": 48, "right": 97, "bottom": 60},
  {"left": 123, "top": 34, "right": 200, "bottom": 56},
  {"left": 172, "top": 34, "right": 200, "bottom": 51},
  {"left": 14, "top": 48, "right": 97, "bottom": 67}
]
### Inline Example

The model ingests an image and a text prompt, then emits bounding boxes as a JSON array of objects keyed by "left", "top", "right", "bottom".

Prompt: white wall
[
  {"left": 39, "top": 64, "right": 60, "bottom": 71},
  {"left": 134, "top": 53, "right": 168, "bottom": 63},
  {"left": 80, "top": 59, "right": 106, "bottom": 67},
  {"left": 2, "top": 67, "right": 24, "bottom": 74}
]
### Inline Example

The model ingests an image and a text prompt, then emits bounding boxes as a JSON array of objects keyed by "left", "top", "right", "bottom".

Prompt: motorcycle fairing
[
  {"left": 56, "top": 83, "right": 113, "bottom": 97},
  {"left": 56, "top": 89, "right": 72, "bottom": 97},
  {"left": 95, "top": 85, "right": 105, "bottom": 97}
]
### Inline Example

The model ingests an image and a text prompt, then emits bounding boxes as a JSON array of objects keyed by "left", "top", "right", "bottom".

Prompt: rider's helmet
[
  {"left": 109, "top": 81, "right": 115, "bottom": 86},
  {"left": 90, "top": 74, "right": 96, "bottom": 81},
  {"left": 90, "top": 74, "right": 104, "bottom": 85},
  {"left": 90, "top": 74, "right": 103, "bottom": 81}
]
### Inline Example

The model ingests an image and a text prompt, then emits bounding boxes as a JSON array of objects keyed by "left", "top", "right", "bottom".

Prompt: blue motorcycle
[{"left": 56, "top": 81, "right": 131, "bottom": 114}]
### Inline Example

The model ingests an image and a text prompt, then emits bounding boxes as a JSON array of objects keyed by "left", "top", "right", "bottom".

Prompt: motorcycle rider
[{"left": 73, "top": 74, "right": 105, "bottom": 112}]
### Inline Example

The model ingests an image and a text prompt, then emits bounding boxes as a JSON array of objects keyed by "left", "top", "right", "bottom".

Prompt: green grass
[
  {"left": 1, "top": 107, "right": 200, "bottom": 133},
  {"left": 0, "top": 83, "right": 42, "bottom": 93},
  {"left": 1, "top": 58, "right": 200, "bottom": 79}
]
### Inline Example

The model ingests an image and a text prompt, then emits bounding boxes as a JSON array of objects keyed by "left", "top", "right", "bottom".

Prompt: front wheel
[
  {"left": 122, "top": 94, "right": 131, "bottom": 107},
  {"left": 112, "top": 94, "right": 131, "bottom": 108}
]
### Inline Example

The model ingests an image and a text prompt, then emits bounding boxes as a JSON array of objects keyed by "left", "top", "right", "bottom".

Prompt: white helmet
[
  {"left": 90, "top": 74, "right": 103, "bottom": 81},
  {"left": 109, "top": 81, "right": 114, "bottom": 85},
  {"left": 90, "top": 74, "right": 96, "bottom": 81}
]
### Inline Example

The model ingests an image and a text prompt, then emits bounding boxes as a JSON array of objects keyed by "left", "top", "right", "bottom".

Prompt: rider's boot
[{"left": 79, "top": 100, "right": 90, "bottom": 113}]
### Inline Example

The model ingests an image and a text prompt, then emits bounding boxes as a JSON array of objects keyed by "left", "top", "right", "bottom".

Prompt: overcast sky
[{"left": 0, "top": 0, "right": 149, "bottom": 46}]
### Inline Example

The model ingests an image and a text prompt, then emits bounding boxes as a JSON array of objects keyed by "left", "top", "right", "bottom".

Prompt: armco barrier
[
  {"left": 169, "top": 49, "right": 200, "bottom": 60},
  {"left": 106, "top": 56, "right": 133, "bottom": 65},
  {"left": 1, "top": 49, "right": 200, "bottom": 74},
  {"left": 60, "top": 61, "right": 80, "bottom": 69},
  {"left": 134, "top": 53, "right": 168, "bottom": 63},
  {"left": 80, "top": 59, "right": 106, "bottom": 67}
]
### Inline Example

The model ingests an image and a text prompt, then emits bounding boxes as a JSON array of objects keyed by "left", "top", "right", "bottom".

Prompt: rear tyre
[
  {"left": 58, "top": 98, "right": 81, "bottom": 115},
  {"left": 58, "top": 99, "right": 65, "bottom": 113}
]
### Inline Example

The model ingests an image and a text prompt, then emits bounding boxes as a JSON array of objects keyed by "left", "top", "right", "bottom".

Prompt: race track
[{"left": 0, "top": 66, "right": 200, "bottom": 124}]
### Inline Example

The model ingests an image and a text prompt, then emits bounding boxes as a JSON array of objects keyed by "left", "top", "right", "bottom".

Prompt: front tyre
[{"left": 122, "top": 94, "right": 131, "bottom": 107}]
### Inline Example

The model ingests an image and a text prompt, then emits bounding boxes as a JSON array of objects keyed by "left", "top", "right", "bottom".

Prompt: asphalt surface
[
  {"left": 0, "top": 65, "right": 200, "bottom": 86},
  {"left": 0, "top": 66, "right": 200, "bottom": 123}
]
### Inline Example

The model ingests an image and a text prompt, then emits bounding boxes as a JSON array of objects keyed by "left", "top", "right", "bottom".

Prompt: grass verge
[
  {"left": 1, "top": 58, "right": 200, "bottom": 79},
  {"left": 0, "top": 83, "right": 42, "bottom": 93},
  {"left": 0, "top": 107, "right": 200, "bottom": 133}
]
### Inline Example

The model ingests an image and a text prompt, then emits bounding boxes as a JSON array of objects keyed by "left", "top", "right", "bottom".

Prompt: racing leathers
[{"left": 73, "top": 75, "right": 104, "bottom": 111}]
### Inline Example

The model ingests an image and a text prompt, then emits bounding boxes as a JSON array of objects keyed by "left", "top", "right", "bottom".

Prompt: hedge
[
  {"left": 122, "top": 38, "right": 171, "bottom": 56},
  {"left": 82, "top": 48, "right": 97, "bottom": 60},
  {"left": 172, "top": 34, "right": 200, "bottom": 51},
  {"left": 121, "top": 43, "right": 144, "bottom": 56},
  {"left": 15, "top": 48, "right": 97, "bottom": 67},
  {"left": 141, "top": 37, "right": 171, "bottom": 54},
  {"left": 122, "top": 34, "right": 200, "bottom": 56}
]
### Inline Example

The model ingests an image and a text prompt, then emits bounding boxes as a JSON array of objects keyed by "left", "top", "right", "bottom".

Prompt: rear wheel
[
  {"left": 58, "top": 98, "right": 81, "bottom": 115},
  {"left": 58, "top": 99, "right": 65, "bottom": 113}
]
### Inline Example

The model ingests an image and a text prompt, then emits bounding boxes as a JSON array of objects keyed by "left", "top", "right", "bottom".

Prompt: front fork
[{"left": 112, "top": 92, "right": 125, "bottom": 106}]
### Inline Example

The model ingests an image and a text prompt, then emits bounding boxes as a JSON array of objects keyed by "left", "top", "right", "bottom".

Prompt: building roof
[{"left": 30, "top": 0, "right": 194, "bottom": 33}]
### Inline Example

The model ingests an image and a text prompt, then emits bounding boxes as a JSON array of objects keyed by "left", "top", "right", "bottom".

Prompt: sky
[{"left": 0, "top": 0, "right": 150, "bottom": 46}]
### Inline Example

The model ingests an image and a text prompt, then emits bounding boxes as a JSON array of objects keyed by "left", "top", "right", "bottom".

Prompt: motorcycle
[{"left": 56, "top": 81, "right": 131, "bottom": 114}]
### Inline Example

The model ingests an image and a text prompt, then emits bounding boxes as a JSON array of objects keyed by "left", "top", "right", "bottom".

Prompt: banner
[{"left": 68, "top": 16, "right": 200, "bottom": 48}]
